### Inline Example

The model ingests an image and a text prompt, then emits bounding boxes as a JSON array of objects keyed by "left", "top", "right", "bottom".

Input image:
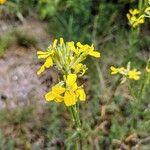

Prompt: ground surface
[{"left": 0, "top": 17, "right": 57, "bottom": 108}]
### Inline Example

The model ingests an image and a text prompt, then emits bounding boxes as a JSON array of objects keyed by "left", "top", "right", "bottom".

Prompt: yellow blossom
[
  {"left": 67, "top": 41, "right": 78, "bottom": 54},
  {"left": 146, "top": 66, "right": 150, "bottom": 72},
  {"left": 37, "top": 38, "right": 100, "bottom": 106},
  {"left": 37, "top": 56, "right": 53, "bottom": 75},
  {"left": 129, "top": 9, "right": 140, "bottom": 15},
  {"left": 64, "top": 74, "right": 86, "bottom": 106},
  {"left": 127, "top": 9, "right": 145, "bottom": 28},
  {"left": 145, "top": 7, "right": 150, "bottom": 17},
  {"left": 77, "top": 42, "right": 100, "bottom": 58},
  {"left": 72, "top": 63, "right": 87, "bottom": 75},
  {"left": 60, "top": 37, "right": 64, "bottom": 46},
  {"left": 0, "top": 0, "right": 6, "bottom": 4},
  {"left": 45, "top": 74, "right": 86, "bottom": 106},
  {"left": 45, "top": 85, "right": 65, "bottom": 102},
  {"left": 37, "top": 50, "right": 54, "bottom": 75},
  {"left": 110, "top": 65, "right": 141, "bottom": 81},
  {"left": 110, "top": 66, "right": 125, "bottom": 75},
  {"left": 128, "top": 70, "right": 141, "bottom": 80}
]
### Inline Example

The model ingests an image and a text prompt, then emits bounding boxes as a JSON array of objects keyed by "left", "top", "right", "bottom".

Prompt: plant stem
[
  {"left": 71, "top": 105, "right": 81, "bottom": 130},
  {"left": 139, "top": 58, "right": 150, "bottom": 99},
  {"left": 68, "top": 105, "right": 82, "bottom": 149},
  {"left": 138, "top": 0, "right": 143, "bottom": 11},
  {"left": 128, "top": 81, "right": 137, "bottom": 100}
]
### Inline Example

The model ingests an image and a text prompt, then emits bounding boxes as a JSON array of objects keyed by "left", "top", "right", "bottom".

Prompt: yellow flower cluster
[
  {"left": 110, "top": 65, "right": 141, "bottom": 83},
  {"left": 37, "top": 38, "right": 100, "bottom": 106},
  {"left": 127, "top": 3, "right": 150, "bottom": 28},
  {"left": 145, "top": 7, "right": 150, "bottom": 17},
  {"left": 127, "top": 9, "right": 145, "bottom": 28},
  {"left": 0, "top": 0, "right": 6, "bottom": 4}
]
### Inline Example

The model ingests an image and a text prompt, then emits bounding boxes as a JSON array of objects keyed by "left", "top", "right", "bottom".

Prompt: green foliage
[
  {"left": 0, "top": 130, "right": 15, "bottom": 150},
  {"left": 0, "top": 0, "right": 150, "bottom": 149},
  {"left": 0, "top": 30, "right": 37, "bottom": 56},
  {"left": 0, "top": 31, "right": 15, "bottom": 55}
]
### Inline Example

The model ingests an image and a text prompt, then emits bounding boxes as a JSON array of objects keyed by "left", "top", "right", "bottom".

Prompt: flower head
[
  {"left": 64, "top": 74, "right": 86, "bottom": 106},
  {"left": 127, "top": 9, "right": 145, "bottom": 28},
  {"left": 77, "top": 42, "right": 100, "bottom": 58},
  {"left": 45, "top": 85, "right": 65, "bottom": 102},
  {"left": 0, "top": 0, "right": 6, "bottom": 4},
  {"left": 110, "top": 64, "right": 141, "bottom": 83},
  {"left": 37, "top": 38, "right": 98, "bottom": 106},
  {"left": 145, "top": 7, "right": 150, "bottom": 17},
  {"left": 127, "top": 70, "right": 141, "bottom": 80},
  {"left": 110, "top": 66, "right": 125, "bottom": 75},
  {"left": 45, "top": 74, "right": 86, "bottom": 106}
]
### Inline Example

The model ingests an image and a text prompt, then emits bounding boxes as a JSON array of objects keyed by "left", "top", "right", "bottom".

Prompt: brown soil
[{"left": 0, "top": 17, "right": 57, "bottom": 108}]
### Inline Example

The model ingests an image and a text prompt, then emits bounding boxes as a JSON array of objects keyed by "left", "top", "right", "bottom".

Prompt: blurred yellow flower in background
[
  {"left": 110, "top": 66, "right": 125, "bottom": 75},
  {"left": 128, "top": 70, "right": 141, "bottom": 80},
  {"left": 127, "top": 9, "right": 145, "bottom": 28},
  {"left": 110, "top": 65, "right": 141, "bottom": 82},
  {"left": 0, "top": 0, "right": 6, "bottom": 5}
]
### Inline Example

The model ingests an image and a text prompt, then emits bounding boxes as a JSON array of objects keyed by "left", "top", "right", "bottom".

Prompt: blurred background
[{"left": 0, "top": 0, "right": 150, "bottom": 149}]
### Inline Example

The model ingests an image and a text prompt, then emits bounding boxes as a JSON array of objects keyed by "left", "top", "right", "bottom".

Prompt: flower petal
[
  {"left": 44, "top": 57, "right": 53, "bottom": 68},
  {"left": 60, "top": 38, "right": 64, "bottom": 45},
  {"left": 52, "top": 85, "right": 66, "bottom": 94},
  {"left": 52, "top": 39, "right": 58, "bottom": 48},
  {"left": 66, "top": 74, "right": 77, "bottom": 87},
  {"left": 37, "top": 66, "right": 45, "bottom": 75},
  {"left": 76, "top": 88, "right": 86, "bottom": 101},
  {"left": 64, "top": 91, "right": 76, "bottom": 106},
  {"left": 45, "top": 91, "right": 55, "bottom": 101},
  {"left": 88, "top": 51, "right": 100, "bottom": 58}
]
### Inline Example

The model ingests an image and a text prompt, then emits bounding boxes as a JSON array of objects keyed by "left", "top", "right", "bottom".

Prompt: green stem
[
  {"left": 128, "top": 81, "right": 137, "bottom": 100},
  {"left": 68, "top": 105, "right": 82, "bottom": 149},
  {"left": 71, "top": 105, "right": 81, "bottom": 129},
  {"left": 140, "top": 73, "right": 149, "bottom": 99},
  {"left": 139, "top": 59, "right": 150, "bottom": 99},
  {"left": 138, "top": 0, "right": 143, "bottom": 11}
]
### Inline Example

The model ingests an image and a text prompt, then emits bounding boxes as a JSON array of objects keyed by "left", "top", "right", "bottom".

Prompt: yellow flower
[
  {"left": 145, "top": 7, "right": 150, "bottom": 17},
  {"left": 146, "top": 66, "right": 150, "bottom": 72},
  {"left": 36, "top": 38, "right": 99, "bottom": 106},
  {"left": 67, "top": 41, "right": 78, "bottom": 54},
  {"left": 127, "top": 9, "right": 145, "bottom": 28},
  {"left": 60, "top": 37, "right": 64, "bottom": 46},
  {"left": 52, "top": 39, "right": 58, "bottom": 48},
  {"left": 110, "top": 65, "right": 141, "bottom": 81},
  {"left": 110, "top": 66, "right": 125, "bottom": 75},
  {"left": 45, "top": 85, "right": 65, "bottom": 102},
  {"left": 64, "top": 74, "right": 86, "bottom": 106},
  {"left": 72, "top": 63, "right": 87, "bottom": 75},
  {"left": 0, "top": 0, "right": 6, "bottom": 4},
  {"left": 45, "top": 74, "right": 86, "bottom": 106},
  {"left": 77, "top": 42, "right": 100, "bottom": 58},
  {"left": 37, "top": 57, "right": 53, "bottom": 75},
  {"left": 129, "top": 9, "right": 139, "bottom": 15},
  {"left": 37, "top": 51, "right": 54, "bottom": 75},
  {"left": 37, "top": 39, "right": 59, "bottom": 75},
  {"left": 128, "top": 70, "right": 141, "bottom": 80},
  {"left": 132, "top": 15, "right": 145, "bottom": 28}
]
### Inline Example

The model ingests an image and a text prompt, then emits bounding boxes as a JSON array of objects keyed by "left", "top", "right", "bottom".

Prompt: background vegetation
[{"left": 0, "top": 0, "right": 150, "bottom": 149}]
